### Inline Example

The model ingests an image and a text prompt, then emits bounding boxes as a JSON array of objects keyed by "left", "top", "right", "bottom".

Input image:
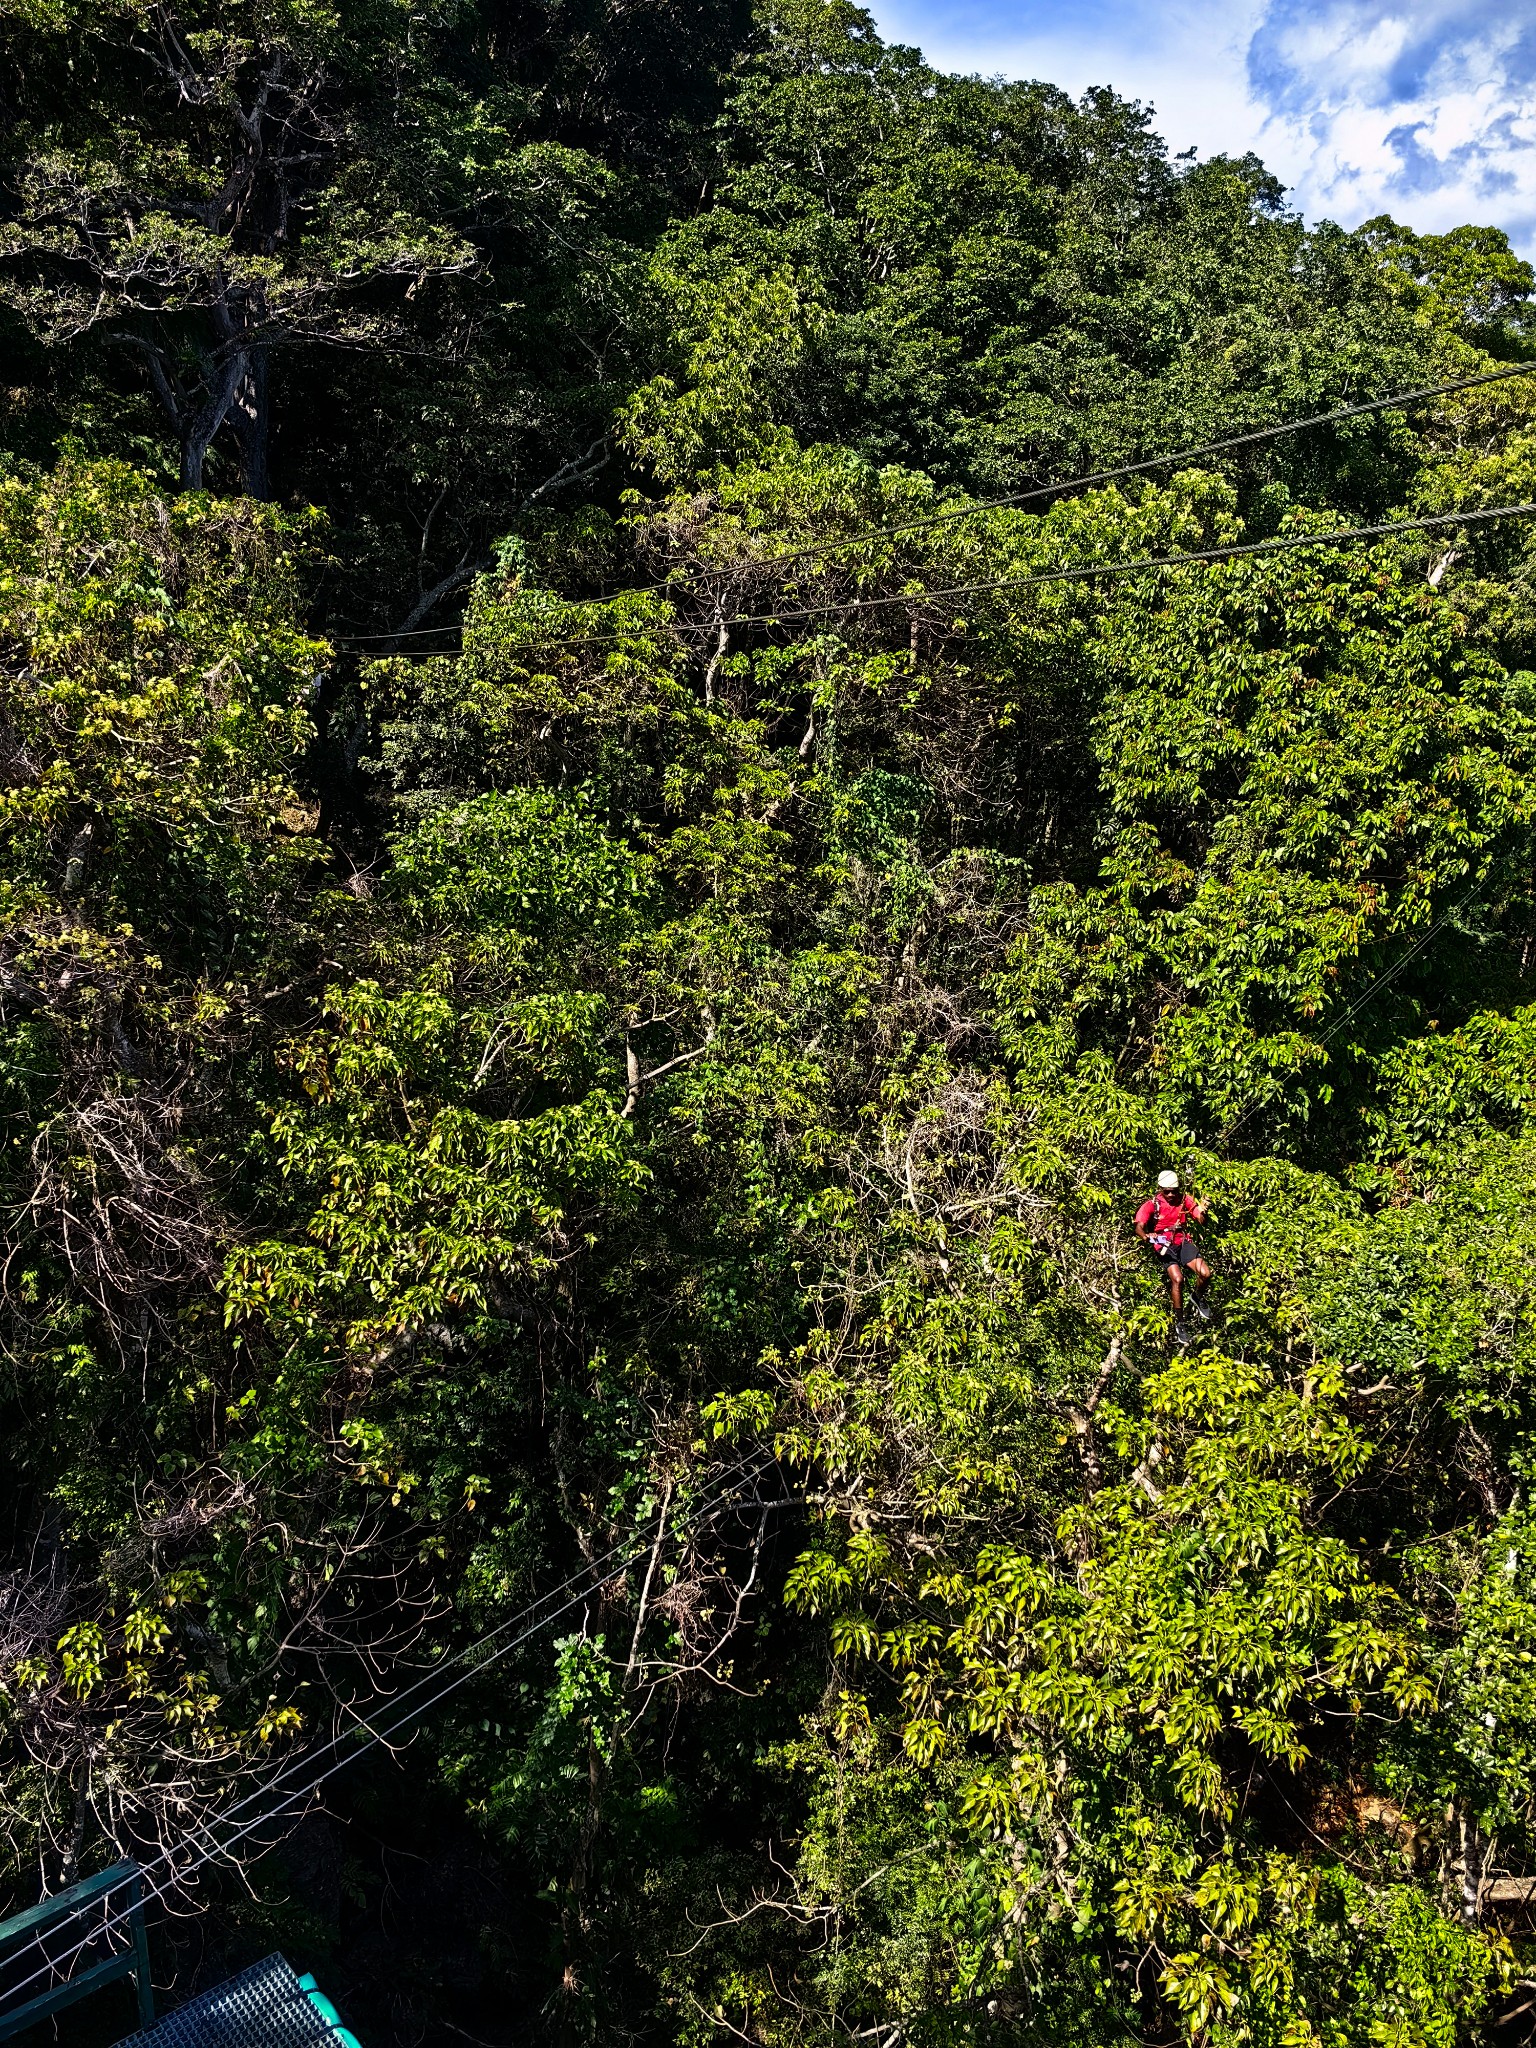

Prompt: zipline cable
[
  {"left": 0, "top": 1454, "right": 773, "bottom": 2007},
  {"left": 0, "top": 1453, "right": 775, "bottom": 2015},
  {"left": 329, "top": 357, "right": 1536, "bottom": 648},
  {"left": 334, "top": 498, "right": 1536, "bottom": 660},
  {"left": 669, "top": 499, "right": 1536, "bottom": 630},
  {"left": 164, "top": 1453, "right": 763, "bottom": 1879}
]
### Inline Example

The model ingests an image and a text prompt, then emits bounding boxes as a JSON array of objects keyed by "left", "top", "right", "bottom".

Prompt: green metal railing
[{"left": 0, "top": 1862, "right": 153, "bottom": 2042}]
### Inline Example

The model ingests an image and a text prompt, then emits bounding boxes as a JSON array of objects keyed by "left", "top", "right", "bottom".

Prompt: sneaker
[
  {"left": 1193, "top": 1296, "right": 1212, "bottom": 1323},
  {"left": 1173, "top": 1317, "right": 1192, "bottom": 1347}
]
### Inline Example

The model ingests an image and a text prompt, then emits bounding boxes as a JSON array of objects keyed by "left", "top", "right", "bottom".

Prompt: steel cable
[
  {"left": 0, "top": 1452, "right": 775, "bottom": 2016},
  {"left": 329, "top": 358, "right": 1536, "bottom": 649}
]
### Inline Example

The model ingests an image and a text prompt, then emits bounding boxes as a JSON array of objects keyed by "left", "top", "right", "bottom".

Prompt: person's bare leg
[
  {"left": 1191, "top": 1257, "right": 1211, "bottom": 1296},
  {"left": 1166, "top": 1261, "right": 1183, "bottom": 1316}
]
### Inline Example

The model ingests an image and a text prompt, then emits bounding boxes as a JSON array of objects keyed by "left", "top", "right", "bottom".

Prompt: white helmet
[{"left": 1157, "top": 1170, "right": 1180, "bottom": 1191}]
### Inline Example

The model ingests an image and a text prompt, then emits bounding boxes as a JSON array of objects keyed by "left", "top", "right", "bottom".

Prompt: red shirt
[{"left": 1136, "top": 1193, "right": 1198, "bottom": 1245}]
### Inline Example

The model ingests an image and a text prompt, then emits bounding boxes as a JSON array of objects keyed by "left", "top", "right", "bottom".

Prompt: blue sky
[{"left": 865, "top": 0, "right": 1536, "bottom": 257}]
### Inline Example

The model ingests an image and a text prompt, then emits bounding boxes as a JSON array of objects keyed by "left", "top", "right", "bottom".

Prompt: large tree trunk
[
  {"left": 233, "top": 344, "right": 271, "bottom": 499},
  {"left": 180, "top": 348, "right": 244, "bottom": 492}
]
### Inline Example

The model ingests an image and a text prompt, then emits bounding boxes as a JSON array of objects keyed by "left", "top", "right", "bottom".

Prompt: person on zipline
[{"left": 1135, "top": 1169, "right": 1212, "bottom": 1336}]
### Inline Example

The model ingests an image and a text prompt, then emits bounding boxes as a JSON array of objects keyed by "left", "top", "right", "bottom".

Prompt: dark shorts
[{"left": 1149, "top": 1237, "right": 1204, "bottom": 1270}]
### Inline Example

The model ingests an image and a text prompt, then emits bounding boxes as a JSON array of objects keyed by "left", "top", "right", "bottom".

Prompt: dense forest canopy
[{"left": 3, "top": 2, "right": 1536, "bottom": 2044}]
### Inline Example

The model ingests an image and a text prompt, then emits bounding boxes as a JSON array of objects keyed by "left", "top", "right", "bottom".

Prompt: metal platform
[{"left": 113, "top": 1953, "right": 358, "bottom": 2048}]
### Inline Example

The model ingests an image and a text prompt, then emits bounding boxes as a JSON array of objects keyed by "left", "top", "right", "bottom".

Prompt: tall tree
[
  {"left": 0, "top": 0, "right": 475, "bottom": 492},
  {"left": 4, "top": 3, "right": 1536, "bottom": 2044}
]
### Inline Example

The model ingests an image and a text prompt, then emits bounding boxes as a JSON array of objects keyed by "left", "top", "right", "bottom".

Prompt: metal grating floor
[{"left": 113, "top": 1953, "right": 339, "bottom": 2048}]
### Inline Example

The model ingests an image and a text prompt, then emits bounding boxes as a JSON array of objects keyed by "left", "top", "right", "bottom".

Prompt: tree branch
[
  {"left": 376, "top": 436, "right": 614, "bottom": 647},
  {"left": 1066, "top": 1334, "right": 1123, "bottom": 1496},
  {"left": 621, "top": 1032, "right": 715, "bottom": 1119},
  {"left": 625, "top": 1478, "right": 673, "bottom": 1679}
]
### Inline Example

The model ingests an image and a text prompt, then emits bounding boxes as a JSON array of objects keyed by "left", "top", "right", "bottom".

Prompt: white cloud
[
  {"left": 864, "top": 0, "right": 1536, "bottom": 256},
  {"left": 1248, "top": 0, "right": 1536, "bottom": 246}
]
